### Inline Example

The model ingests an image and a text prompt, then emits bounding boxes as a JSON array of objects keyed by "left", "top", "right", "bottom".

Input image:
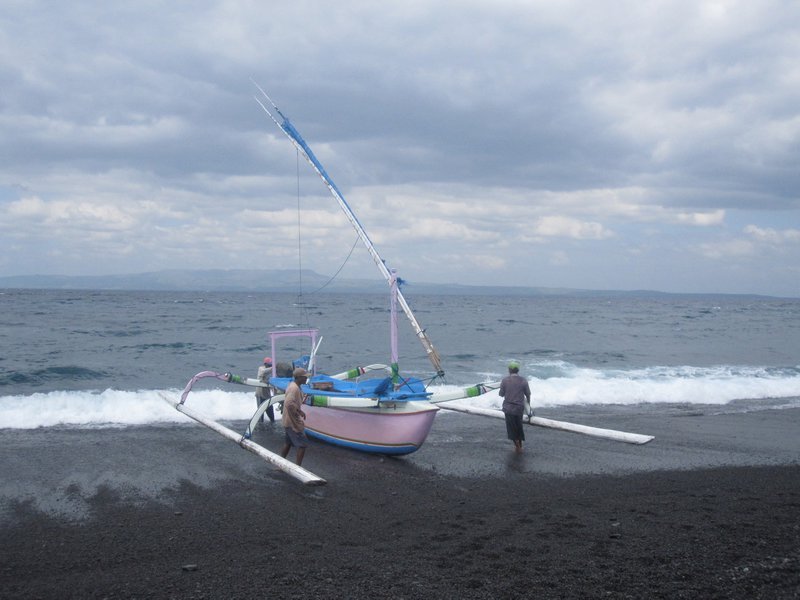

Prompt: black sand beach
[{"left": 2, "top": 407, "right": 799, "bottom": 599}]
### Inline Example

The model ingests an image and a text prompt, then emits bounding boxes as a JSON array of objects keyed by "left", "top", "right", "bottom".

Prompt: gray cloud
[{"left": 1, "top": 0, "right": 798, "bottom": 296}]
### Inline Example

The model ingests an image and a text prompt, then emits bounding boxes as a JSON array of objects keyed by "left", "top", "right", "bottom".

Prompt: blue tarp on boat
[{"left": 270, "top": 373, "right": 431, "bottom": 401}]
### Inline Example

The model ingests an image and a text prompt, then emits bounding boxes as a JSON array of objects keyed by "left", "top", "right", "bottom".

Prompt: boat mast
[
  {"left": 390, "top": 268, "right": 400, "bottom": 385},
  {"left": 254, "top": 84, "right": 444, "bottom": 378}
]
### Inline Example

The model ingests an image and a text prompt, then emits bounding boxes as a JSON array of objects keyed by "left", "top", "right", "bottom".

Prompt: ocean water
[{"left": 1, "top": 288, "right": 799, "bottom": 429}]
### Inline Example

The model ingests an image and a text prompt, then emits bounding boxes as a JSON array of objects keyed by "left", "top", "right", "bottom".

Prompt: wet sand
[{"left": 2, "top": 407, "right": 799, "bottom": 599}]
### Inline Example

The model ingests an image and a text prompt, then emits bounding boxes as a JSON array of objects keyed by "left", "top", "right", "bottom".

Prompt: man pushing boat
[
  {"left": 499, "top": 361, "right": 532, "bottom": 453},
  {"left": 280, "top": 367, "right": 310, "bottom": 466}
]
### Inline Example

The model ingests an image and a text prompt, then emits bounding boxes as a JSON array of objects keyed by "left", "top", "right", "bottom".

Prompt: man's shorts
[
  {"left": 504, "top": 413, "right": 525, "bottom": 442},
  {"left": 284, "top": 428, "right": 309, "bottom": 448}
]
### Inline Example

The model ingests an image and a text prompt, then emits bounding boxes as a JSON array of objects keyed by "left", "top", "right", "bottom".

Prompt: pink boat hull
[{"left": 303, "top": 401, "right": 439, "bottom": 455}]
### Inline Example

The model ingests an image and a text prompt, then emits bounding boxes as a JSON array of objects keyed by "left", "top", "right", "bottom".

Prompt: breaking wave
[{"left": 1, "top": 362, "right": 798, "bottom": 430}]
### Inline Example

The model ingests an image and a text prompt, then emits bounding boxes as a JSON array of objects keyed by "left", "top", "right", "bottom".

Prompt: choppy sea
[{"left": 1, "top": 288, "right": 799, "bottom": 429}]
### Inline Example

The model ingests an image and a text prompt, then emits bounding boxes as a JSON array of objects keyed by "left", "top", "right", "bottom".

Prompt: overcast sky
[{"left": 1, "top": 1, "right": 799, "bottom": 297}]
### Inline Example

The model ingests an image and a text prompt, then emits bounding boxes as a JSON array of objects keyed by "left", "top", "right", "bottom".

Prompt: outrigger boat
[
  {"left": 165, "top": 87, "right": 654, "bottom": 485},
  {"left": 245, "top": 86, "right": 500, "bottom": 456},
  {"left": 261, "top": 324, "right": 439, "bottom": 456}
]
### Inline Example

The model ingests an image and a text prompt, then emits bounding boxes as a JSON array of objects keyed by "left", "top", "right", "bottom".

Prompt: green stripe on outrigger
[
  {"left": 311, "top": 395, "right": 332, "bottom": 407},
  {"left": 342, "top": 368, "right": 362, "bottom": 380},
  {"left": 464, "top": 384, "right": 484, "bottom": 398}
]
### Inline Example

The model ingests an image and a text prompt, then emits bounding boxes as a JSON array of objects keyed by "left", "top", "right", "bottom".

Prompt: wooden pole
[{"left": 163, "top": 394, "right": 326, "bottom": 486}]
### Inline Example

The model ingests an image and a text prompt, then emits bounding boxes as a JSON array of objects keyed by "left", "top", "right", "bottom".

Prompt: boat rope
[
  {"left": 291, "top": 147, "right": 325, "bottom": 331},
  {"left": 304, "top": 234, "right": 361, "bottom": 295},
  {"left": 295, "top": 147, "right": 304, "bottom": 298},
  {"left": 421, "top": 373, "right": 443, "bottom": 390},
  {"left": 291, "top": 145, "right": 360, "bottom": 307}
]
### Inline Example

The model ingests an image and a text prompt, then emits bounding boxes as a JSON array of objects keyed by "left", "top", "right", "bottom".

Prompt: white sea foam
[
  {"left": 531, "top": 363, "right": 800, "bottom": 407},
  {"left": 0, "top": 388, "right": 257, "bottom": 429},
  {"left": 439, "top": 363, "right": 800, "bottom": 410},
  {"left": 1, "top": 364, "right": 798, "bottom": 429}
]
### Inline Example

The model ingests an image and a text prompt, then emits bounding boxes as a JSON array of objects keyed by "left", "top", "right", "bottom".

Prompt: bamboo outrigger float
[
  {"left": 165, "top": 88, "right": 653, "bottom": 484},
  {"left": 432, "top": 400, "right": 654, "bottom": 445}
]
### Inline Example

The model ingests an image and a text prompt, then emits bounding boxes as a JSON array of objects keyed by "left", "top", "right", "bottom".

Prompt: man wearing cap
[
  {"left": 280, "top": 367, "right": 310, "bottom": 466},
  {"left": 256, "top": 357, "right": 275, "bottom": 423},
  {"left": 499, "top": 361, "right": 532, "bottom": 453}
]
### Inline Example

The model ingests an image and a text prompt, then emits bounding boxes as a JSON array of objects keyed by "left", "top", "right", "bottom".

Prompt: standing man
[
  {"left": 256, "top": 357, "right": 275, "bottom": 423},
  {"left": 499, "top": 361, "right": 532, "bottom": 453},
  {"left": 280, "top": 367, "right": 310, "bottom": 466}
]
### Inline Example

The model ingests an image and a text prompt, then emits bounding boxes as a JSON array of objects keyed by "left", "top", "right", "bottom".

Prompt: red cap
[{"left": 263, "top": 357, "right": 272, "bottom": 365}]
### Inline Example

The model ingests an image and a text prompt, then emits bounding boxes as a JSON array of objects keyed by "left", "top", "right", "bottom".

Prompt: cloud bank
[{"left": 1, "top": 1, "right": 798, "bottom": 296}]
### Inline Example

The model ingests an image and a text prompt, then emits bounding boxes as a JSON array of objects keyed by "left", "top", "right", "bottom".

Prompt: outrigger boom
[
  {"left": 162, "top": 372, "right": 326, "bottom": 486},
  {"left": 432, "top": 400, "right": 654, "bottom": 445},
  {"left": 428, "top": 383, "right": 653, "bottom": 444}
]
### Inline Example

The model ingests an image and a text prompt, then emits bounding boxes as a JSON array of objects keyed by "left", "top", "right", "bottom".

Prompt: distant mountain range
[{"left": 0, "top": 268, "right": 774, "bottom": 298}]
